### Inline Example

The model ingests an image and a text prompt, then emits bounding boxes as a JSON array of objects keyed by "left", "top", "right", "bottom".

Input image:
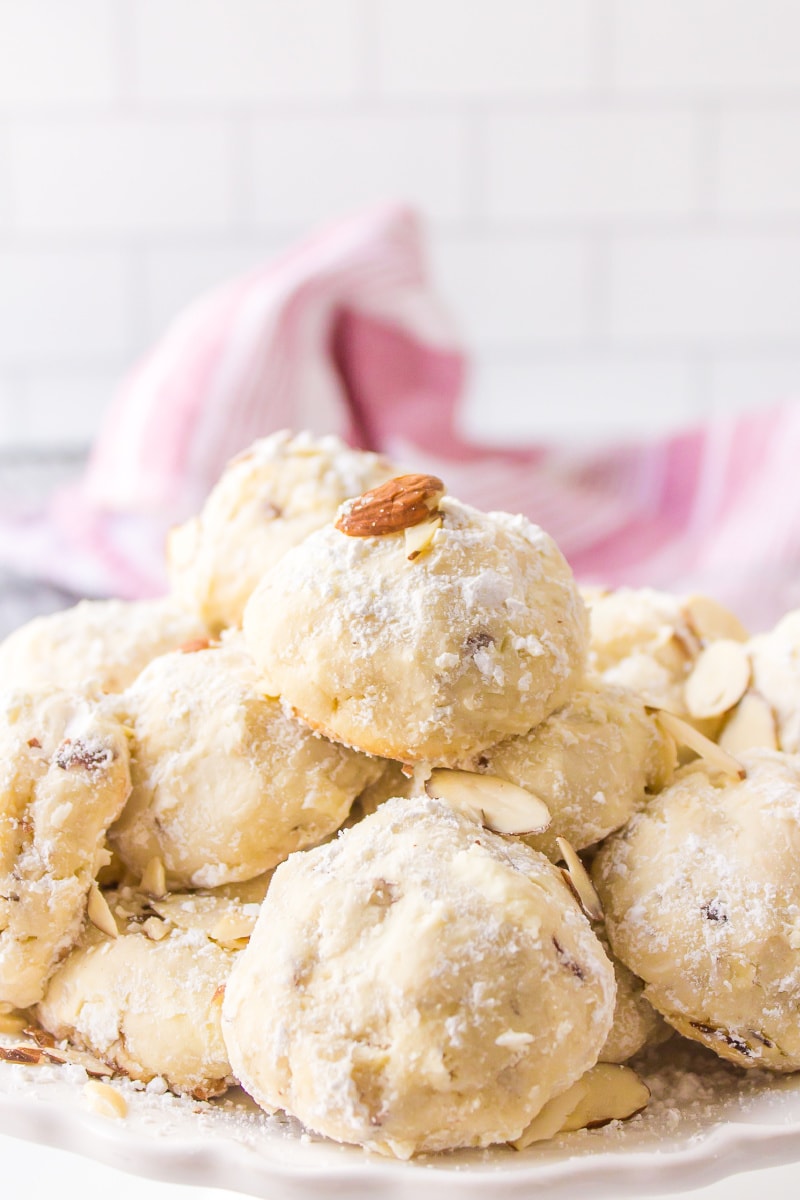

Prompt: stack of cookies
[{"left": 1, "top": 429, "right": 798, "bottom": 1159}]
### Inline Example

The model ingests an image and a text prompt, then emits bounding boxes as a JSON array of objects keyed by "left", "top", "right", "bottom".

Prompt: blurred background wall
[{"left": 1, "top": 0, "right": 800, "bottom": 451}]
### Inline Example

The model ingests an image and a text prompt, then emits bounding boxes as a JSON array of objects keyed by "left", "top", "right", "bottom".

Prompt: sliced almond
[
  {"left": 87, "top": 883, "right": 118, "bottom": 940},
  {"left": 559, "top": 1063, "right": 650, "bottom": 1132},
  {"left": 53, "top": 1047, "right": 114, "bottom": 1078},
  {"left": 668, "top": 626, "right": 702, "bottom": 664},
  {"left": 23, "top": 1026, "right": 55, "bottom": 1048},
  {"left": 404, "top": 514, "right": 442, "bottom": 561},
  {"left": 31, "top": 1044, "right": 67, "bottom": 1066},
  {"left": 0, "top": 1044, "right": 44, "bottom": 1065},
  {"left": 683, "top": 594, "right": 749, "bottom": 644},
  {"left": 556, "top": 837, "right": 603, "bottom": 921},
  {"left": 336, "top": 474, "right": 445, "bottom": 538},
  {"left": 719, "top": 692, "right": 778, "bottom": 755},
  {"left": 684, "top": 639, "right": 751, "bottom": 719},
  {"left": 511, "top": 1077, "right": 589, "bottom": 1149},
  {"left": 425, "top": 769, "right": 550, "bottom": 836},
  {"left": 655, "top": 709, "right": 746, "bottom": 780},
  {"left": 8, "top": 1041, "right": 112, "bottom": 1080},
  {"left": 140, "top": 855, "right": 167, "bottom": 898},
  {"left": 209, "top": 911, "right": 258, "bottom": 945},
  {"left": 142, "top": 916, "right": 169, "bottom": 942},
  {"left": 83, "top": 1079, "right": 128, "bottom": 1119}
]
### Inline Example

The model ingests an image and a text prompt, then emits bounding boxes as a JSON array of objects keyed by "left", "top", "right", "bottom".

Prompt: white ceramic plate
[{"left": 3, "top": 1037, "right": 800, "bottom": 1199}]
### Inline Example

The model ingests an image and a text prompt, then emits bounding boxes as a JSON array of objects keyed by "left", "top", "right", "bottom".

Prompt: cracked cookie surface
[
  {"left": 0, "top": 687, "right": 131, "bottom": 1008},
  {"left": 594, "top": 749, "right": 800, "bottom": 1070},
  {"left": 37, "top": 887, "right": 249, "bottom": 1097},
  {"left": 109, "top": 634, "right": 382, "bottom": 889},
  {"left": 222, "top": 796, "right": 615, "bottom": 1158}
]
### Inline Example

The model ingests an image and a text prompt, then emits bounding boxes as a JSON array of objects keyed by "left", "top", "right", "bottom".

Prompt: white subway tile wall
[
  {"left": 251, "top": 114, "right": 471, "bottom": 225},
  {"left": 376, "top": 0, "right": 594, "bottom": 97},
  {"left": 0, "top": 0, "right": 117, "bottom": 107},
  {"left": 132, "top": 0, "right": 363, "bottom": 103},
  {"left": 0, "top": 249, "right": 131, "bottom": 364},
  {"left": 0, "top": 0, "right": 798, "bottom": 448},
  {"left": 10, "top": 119, "right": 238, "bottom": 234},
  {"left": 708, "top": 356, "right": 800, "bottom": 416},
  {"left": 431, "top": 236, "right": 591, "bottom": 348},
  {"left": 485, "top": 110, "right": 700, "bottom": 221}
]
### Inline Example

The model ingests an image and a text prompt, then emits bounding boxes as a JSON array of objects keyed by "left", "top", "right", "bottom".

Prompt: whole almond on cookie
[{"left": 335, "top": 474, "right": 445, "bottom": 537}]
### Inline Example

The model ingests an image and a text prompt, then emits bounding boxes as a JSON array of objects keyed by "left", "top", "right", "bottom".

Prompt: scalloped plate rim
[{"left": 4, "top": 1071, "right": 800, "bottom": 1200}]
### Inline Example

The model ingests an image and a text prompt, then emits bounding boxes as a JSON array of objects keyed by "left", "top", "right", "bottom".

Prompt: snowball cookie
[
  {"left": 461, "top": 680, "right": 675, "bottom": 860},
  {"left": 167, "top": 430, "right": 397, "bottom": 633},
  {"left": 748, "top": 610, "right": 800, "bottom": 753},
  {"left": 244, "top": 492, "right": 588, "bottom": 765},
  {"left": 109, "top": 635, "right": 382, "bottom": 889},
  {"left": 37, "top": 888, "right": 240, "bottom": 1097},
  {"left": 0, "top": 687, "right": 131, "bottom": 1009},
  {"left": 222, "top": 796, "right": 615, "bottom": 1158},
  {"left": 594, "top": 750, "right": 800, "bottom": 1071},
  {"left": 0, "top": 597, "right": 209, "bottom": 695}
]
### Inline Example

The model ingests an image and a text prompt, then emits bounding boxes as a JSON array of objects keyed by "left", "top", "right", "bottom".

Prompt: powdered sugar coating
[
  {"left": 0, "top": 598, "right": 209, "bottom": 695},
  {"left": 244, "top": 498, "right": 588, "bottom": 764},
  {"left": 37, "top": 888, "right": 240, "bottom": 1097},
  {"left": 464, "top": 679, "right": 675, "bottom": 860},
  {"left": 0, "top": 687, "right": 132, "bottom": 1008},
  {"left": 596, "top": 927, "right": 668, "bottom": 1065},
  {"left": 223, "top": 796, "right": 615, "bottom": 1158},
  {"left": 167, "top": 430, "right": 397, "bottom": 633},
  {"left": 109, "top": 635, "right": 382, "bottom": 889},
  {"left": 594, "top": 749, "right": 800, "bottom": 1070}
]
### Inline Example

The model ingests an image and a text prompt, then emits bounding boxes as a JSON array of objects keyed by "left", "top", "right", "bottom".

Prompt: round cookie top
[
  {"left": 244, "top": 488, "right": 588, "bottom": 764},
  {"left": 222, "top": 796, "right": 615, "bottom": 1158},
  {"left": 167, "top": 430, "right": 397, "bottom": 632},
  {"left": 0, "top": 597, "right": 209, "bottom": 695},
  {"left": 0, "top": 686, "right": 132, "bottom": 1008},
  {"left": 593, "top": 748, "right": 800, "bottom": 1071},
  {"left": 37, "top": 887, "right": 244, "bottom": 1097},
  {"left": 109, "top": 634, "right": 382, "bottom": 889},
  {"left": 463, "top": 678, "right": 675, "bottom": 860}
]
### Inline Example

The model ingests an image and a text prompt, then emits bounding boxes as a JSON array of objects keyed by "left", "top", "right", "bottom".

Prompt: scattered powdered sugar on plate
[{"left": 3, "top": 1032, "right": 800, "bottom": 1197}]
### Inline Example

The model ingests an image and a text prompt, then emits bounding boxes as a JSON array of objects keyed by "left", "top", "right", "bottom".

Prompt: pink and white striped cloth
[{"left": 1, "top": 203, "right": 799, "bottom": 630}]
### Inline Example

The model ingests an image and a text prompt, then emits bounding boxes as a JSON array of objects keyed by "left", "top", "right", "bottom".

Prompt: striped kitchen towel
[{"left": 0, "top": 203, "right": 798, "bottom": 630}]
